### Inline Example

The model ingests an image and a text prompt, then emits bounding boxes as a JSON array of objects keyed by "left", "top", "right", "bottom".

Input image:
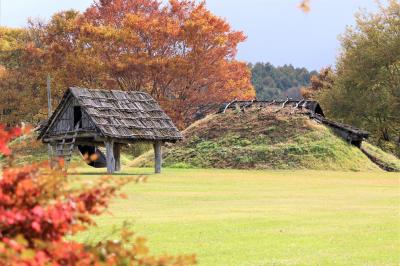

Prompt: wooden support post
[
  {"left": 48, "top": 144, "right": 54, "bottom": 167},
  {"left": 49, "top": 143, "right": 55, "bottom": 168},
  {"left": 105, "top": 140, "right": 115, "bottom": 174},
  {"left": 114, "top": 143, "right": 121, "bottom": 172},
  {"left": 154, "top": 141, "right": 162, "bottom": 174}
]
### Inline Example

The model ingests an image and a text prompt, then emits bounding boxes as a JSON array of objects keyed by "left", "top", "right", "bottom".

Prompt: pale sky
[{"left": 0, "top": 0, "right": 379, "bottom": 70}]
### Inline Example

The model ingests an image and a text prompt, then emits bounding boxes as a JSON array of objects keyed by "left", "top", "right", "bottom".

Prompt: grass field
[{"left": 73, "top": 167, "right": 400, "bottom": 266}]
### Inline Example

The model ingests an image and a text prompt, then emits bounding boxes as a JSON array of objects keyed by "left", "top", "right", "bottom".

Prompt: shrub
[
  {"left": 169, "top": 162, "right": 193, "bottom": 169},
  {"left": 196, "top": 141, "right": 218, "bottom": 151}
]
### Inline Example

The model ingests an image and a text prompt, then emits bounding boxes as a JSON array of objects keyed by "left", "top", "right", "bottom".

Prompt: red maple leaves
[
  {"left": 0, "top": 125, "right": 23, "bottom": 156},
  {"left": 0, "top": 127, "right": 196, "bottom": 265}
]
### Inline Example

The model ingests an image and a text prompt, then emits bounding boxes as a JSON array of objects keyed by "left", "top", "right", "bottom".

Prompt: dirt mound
[{"left": 131, "top": 107, "right": 399, "bottom": 171}]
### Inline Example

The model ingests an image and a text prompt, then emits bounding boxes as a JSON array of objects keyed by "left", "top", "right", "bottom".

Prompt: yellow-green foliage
[
  {"left": 316, "top": 1, "right": 400, "bottom": 157},
  {"left": 0, "top": 27, "right": 27, "bottom": 51},
  {"left": 132, "top": 110, "right": 384, "bottom": 171}
]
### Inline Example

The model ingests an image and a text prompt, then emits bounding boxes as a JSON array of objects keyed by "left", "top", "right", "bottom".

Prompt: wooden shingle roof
[{"left": 40, "top": 87, "right": 182, "bottom": 142}]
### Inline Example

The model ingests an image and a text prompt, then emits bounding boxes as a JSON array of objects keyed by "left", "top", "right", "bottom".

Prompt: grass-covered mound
[
  {"left": 361, "top": 142, "right": 400, "bottom": 171},
  {"left": 131, "top": 108, "right": 399, "bottom": 171}
]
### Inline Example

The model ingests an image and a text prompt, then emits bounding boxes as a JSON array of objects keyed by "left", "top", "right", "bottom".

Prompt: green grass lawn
[{"left": 73, "top": 167, "right": 400, "bottom": 266}]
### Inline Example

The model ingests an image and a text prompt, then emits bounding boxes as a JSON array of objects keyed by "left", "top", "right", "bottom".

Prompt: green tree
[
  {"left": 251, "top": 62, "right": 316, "bottom": 100},
  {"left": 318, "top": 0, "right": 400, "bottom": 156}
]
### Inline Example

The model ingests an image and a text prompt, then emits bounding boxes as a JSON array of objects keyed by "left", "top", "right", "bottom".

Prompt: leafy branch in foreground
[{"left": 0, "top": 125, "right": 196, "bottom": 265}]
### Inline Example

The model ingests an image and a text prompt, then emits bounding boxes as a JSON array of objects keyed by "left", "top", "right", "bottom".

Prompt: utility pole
[
  {"left": 47, "top": 74, "right": 54, "bottom": 165},
  {"left": 47, "top": 74, "right": 52, "bottom": 118}
]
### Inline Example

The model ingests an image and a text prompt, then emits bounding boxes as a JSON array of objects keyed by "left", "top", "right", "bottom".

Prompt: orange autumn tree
[
  {"left": 29, "top": 0, "right": 254, "bottom": 128},
  {"left": 0, "top": 27, "right": 47, "bottom": 125}
]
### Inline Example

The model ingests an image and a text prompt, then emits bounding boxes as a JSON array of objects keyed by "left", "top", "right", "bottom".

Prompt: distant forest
[{"left": 250, "top": 63, "right": 317, "bottom": 100}]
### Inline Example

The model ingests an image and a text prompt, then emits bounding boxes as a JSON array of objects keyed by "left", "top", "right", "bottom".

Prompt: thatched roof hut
[{"left": 39, "top": 87, "right": 182, "bottom": 173}]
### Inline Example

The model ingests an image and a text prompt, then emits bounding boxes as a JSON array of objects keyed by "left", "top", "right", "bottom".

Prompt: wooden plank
[
  {"left": 74, "top": 139, "right": 104, "bottom": 146},
  {"left": 43, "top": 132, "right": 97, "bottom": 142},
  {"left": 105, "top": 139, "right": 115, "bottom": 174},
  {"left": 94, "top": 136, "right": 159, "bottom": 145},
  {"left": 154, "top": 141, "right": 162, "bottom": 174}
]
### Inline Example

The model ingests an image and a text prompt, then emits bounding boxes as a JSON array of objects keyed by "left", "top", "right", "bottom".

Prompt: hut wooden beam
[
  {"left": 154, "top": 141, "right": 162, "bottom": 174},
  {"left": 49, "top": 143, "right": 56, "bottom": 168},
  {"left": 114, "top": 143, "right": 121, "bottom": 172},
  {"left": 105, "top": 140, "right": 115, "bottom": 174}
]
